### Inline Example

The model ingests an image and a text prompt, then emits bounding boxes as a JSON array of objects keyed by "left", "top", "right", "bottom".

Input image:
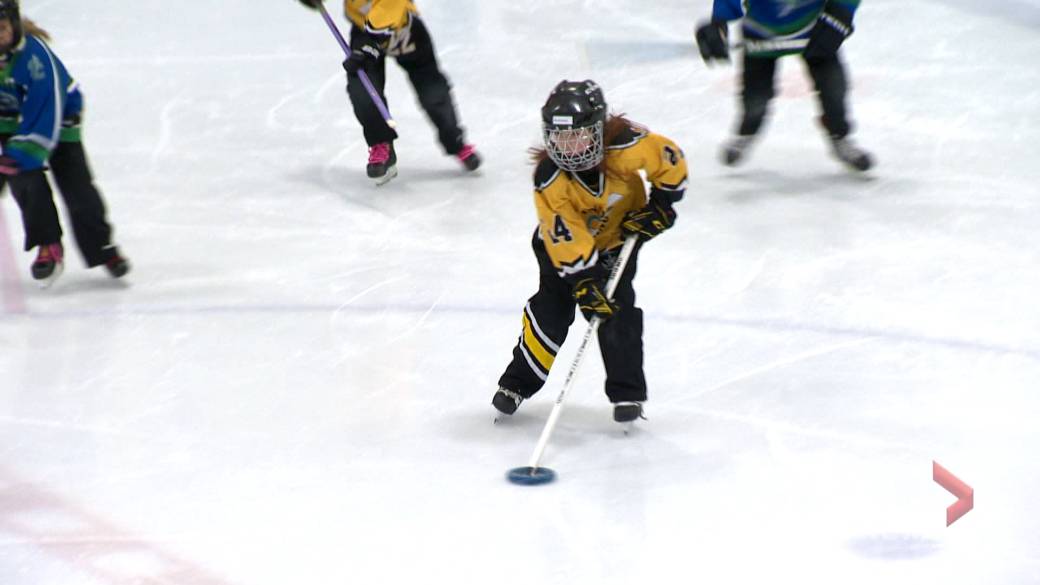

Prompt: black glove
[
  {"left": 297, "top": 0, "right": 322, "bottom": 9},
  {"left": 621, "top": 193, "right": 676, "bottom": 241},
  {"left": 343, "top": 33, "right": 384, "bottom": 75},
  {"left": 803, "top": 3, "right": 854, "bottom": 60},
  {"left": 695, "top": 20, "right": 729, "bottom": 64},
  {"left": 573, "top": 277, "right": 620, "bottom": 322}
]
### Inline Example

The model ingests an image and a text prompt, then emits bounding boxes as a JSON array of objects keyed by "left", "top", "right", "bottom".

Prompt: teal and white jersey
[
  {"left": 712, "top": 0, "right": 861, "bottom": 56},
  {"left": 0, "top": 34, "right": 83, "bottom": 170}
]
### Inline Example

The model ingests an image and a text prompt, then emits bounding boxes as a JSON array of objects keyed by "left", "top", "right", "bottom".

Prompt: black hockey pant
[
  {"left": 498, "top": 234, "right": 647, "bottom": 404},
  {"left": 347, "top": 16, "right": 466, "bottom": 154},
  {"left": 1, "top": 140, "right": 117, "bottom": 266},
  {"left": 736, "top": 51, "right": 852, "bottom": 139}
]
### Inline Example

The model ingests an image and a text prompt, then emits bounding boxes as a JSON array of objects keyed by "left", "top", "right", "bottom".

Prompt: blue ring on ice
[{"left": 507, "top": 466, "right": 556, "bottom": 485}]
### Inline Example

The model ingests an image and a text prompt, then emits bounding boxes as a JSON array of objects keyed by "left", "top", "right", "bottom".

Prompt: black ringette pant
[
  {"left": 347, "top": 16, "right": 466, "bottom": 154},
  {"left": 737, "top": 51, "right": 852, "bottom": 139},
  {"left": 2, "top": 140, "right": 116, "bottom": 266},
  {"left": 498, "top": 233, "right": 647, "bottom": 404}
]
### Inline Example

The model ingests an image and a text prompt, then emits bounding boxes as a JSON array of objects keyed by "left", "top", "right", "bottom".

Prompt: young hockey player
[
  {"left": 492, "top": 80, "right": 687, "bottom": 425},
  {"left": 297, "top": 0, "right": 480, "bottom": 185},
  {"left": 696, "top": 0, "right": 874, "bottom": 171},
  {"left": 0, "top": 5, "right": 129, "bottom": 287}
]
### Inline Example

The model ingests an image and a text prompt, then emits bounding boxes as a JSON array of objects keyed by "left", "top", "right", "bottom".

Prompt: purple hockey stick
[{"left": 317, "top": 3, "right": 397, "bottom": 128}]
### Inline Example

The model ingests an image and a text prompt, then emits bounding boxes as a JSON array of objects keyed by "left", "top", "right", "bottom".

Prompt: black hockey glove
[
  {"left": 343, "top": 33, "right": 384, "bottom": 75},
  {"left": 695, "top": 20, "right": 729, "bottom": 65},
  {"left": 573, "top": 277, "right": 620, "bottom": 322},
  {"left": 803, "top": 3, "right": 854, "bottom": 60},
  {"left": 297, "top": 0, "right": 322, "bottom": 9},
  {"left": 621, "top": 194, "right": 676, "bottom": 242}
]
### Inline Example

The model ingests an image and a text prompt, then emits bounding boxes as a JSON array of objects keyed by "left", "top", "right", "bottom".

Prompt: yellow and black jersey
[
  {"left": 344, "top": 0, "right": 418, "bottom": 36},
  {"left": 534, "top": 125, "right": 687, "bottom": 280}
]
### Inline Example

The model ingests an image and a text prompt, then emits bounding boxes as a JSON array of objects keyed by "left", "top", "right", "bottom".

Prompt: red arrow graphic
[{"left": 933, "top": 461, "right": 973, "bottom": 526}]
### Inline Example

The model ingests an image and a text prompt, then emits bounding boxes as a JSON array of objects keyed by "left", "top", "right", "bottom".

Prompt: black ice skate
[
  {"left": 31, "top": 243, "right": 64, "bottom": 288},
  {"left": 103, "top": 247, "right": 131, "bottom": 278},
  {"left": 455, "top": 144, "right": 481, "bottom": 172},
  {"left": 613, "top": 401, "right": 646, "bottom": 433},
  {"left": 829, "top": 135, "right": 874, "bottom": 172},
  {"left": 492, "top": 386, "right": 524, "bottom": 422},
  {"left": 720, "top": 135, "right": 755, "bottom": 166},
  {"left": 367, "top": 142, "right": 398, "bottom": 185}
]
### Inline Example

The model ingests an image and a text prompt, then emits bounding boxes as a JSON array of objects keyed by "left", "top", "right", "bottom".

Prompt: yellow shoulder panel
[
  {"left": 345, "top": 0, "right": 418, "bottom": 34},
  {"left": 609, "top": 131, "right": 688, "bottom": 193}
]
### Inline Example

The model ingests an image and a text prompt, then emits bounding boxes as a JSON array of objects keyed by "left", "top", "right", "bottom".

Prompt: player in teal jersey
[
  {"left": 0, "top": 3, "right": 129, "bottom": 287},
  {"left": 696, "top": 0, "right": 874, "bottom": 171}
]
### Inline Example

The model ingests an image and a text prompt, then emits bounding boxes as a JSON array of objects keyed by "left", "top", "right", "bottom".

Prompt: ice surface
[{"left": 1, "top": 1, "right": 1038, "bottom": 584}]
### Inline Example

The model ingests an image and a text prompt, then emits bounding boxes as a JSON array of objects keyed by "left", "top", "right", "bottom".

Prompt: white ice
[{"left": 1, "top": 1, "right": 1039, "bottom": 584}]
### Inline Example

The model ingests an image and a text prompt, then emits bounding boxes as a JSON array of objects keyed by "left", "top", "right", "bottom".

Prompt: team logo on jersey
[
  {"left": 28, "top": 55, "right": 45, "bottom": 81},
  {"left": 586, "top": 192, "right": 625, "bottom": 236},
  {"left": 358, "top": 1, "right": 372, "bottom": 16}
]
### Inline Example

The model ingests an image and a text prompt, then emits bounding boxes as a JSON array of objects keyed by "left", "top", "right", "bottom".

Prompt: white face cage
[{"left": 543, "top": 121, "right": 604, "bottom": 172}]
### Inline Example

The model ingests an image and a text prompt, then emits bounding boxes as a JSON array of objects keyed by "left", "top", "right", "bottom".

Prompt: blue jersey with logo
[
  {"left": 0, "top": 34, "right": 83, "bottom": 171},
  {"left": 712, "top": 0, "right": 861, "bottom": 56}
]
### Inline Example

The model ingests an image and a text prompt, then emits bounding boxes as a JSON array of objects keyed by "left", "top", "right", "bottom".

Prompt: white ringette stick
[{"left": 524, "top": 235, "right": 639, "bottom": 470}]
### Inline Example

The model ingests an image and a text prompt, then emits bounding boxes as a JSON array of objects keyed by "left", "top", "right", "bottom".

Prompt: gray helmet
[{"left": 541, "top": 80, "right": 607, "bottom": 171}]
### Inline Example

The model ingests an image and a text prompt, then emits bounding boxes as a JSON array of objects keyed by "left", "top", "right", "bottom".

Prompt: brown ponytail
[{"left": 21, "top": 17, "right": 51, "bottom": 42}]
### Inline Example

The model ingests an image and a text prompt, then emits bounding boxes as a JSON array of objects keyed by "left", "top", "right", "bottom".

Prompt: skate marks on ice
[
  {"left": 448, "top": 400, "right": 735, "bottom": 486},
  {"left": 0, "top": 466, "right": 233, "bottom": 585},
  {"left": 333, "top": 287, "right": 447, "bottom": 350},
  {"left": 690, "top": 336, "right": 879, "bottom": 400},
  {"left": 26, "top": 275, "right": 132, "bottom": 297},
  {"left": 285, "top": 160, "right": 475, "bottom": 215},
  {"left": 456, "top": 402, "right": 630, "bottom": 451},
  {"left": 846, "top": 533, "right": 943, "bottom": 560},
  {"left": 716, "top": 168, "right": 878, "bottom": 203},
  {"left": 150, "top": 94, "right": 199, "bottom": 172},
  {"left": 459, "top": 402, "right": 624, "bottom": 447},
  {"left": 682, "top": 313, "right": 1040, "bottom": 362},
  {"left": 582, "top": 40, "right": 698, "bottom": 68},
  {"left": 933, "top": 0, "right": 1040, "bottom": 28},
  {"left": 264, "top": 73, "right": 348, "bottom": 135}
]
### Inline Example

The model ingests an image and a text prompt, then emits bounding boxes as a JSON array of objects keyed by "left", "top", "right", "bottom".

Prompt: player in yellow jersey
[
  {"left": 298, "top": 0, "right": 480, "bottom": 184},
  {"left": 493, "top": 80, "right": 688, "bottom": 425}
]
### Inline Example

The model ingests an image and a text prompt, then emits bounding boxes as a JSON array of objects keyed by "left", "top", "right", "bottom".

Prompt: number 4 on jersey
[{"left": 548, "top": 214, "right": 573, "bottom": 244}]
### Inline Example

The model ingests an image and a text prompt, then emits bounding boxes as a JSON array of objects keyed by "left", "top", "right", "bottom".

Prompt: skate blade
[
  {"left": 493, "top": 410, "right": 512, "bottom": 424},
  {"left": 836, "top": 157, "right": 871, "bottom": 173},
  {"left": 35, "top": 263, "right": 64, "bottom": 289},
  {"left": 373, "top": 165, "right": 398, "bottom": 186}
]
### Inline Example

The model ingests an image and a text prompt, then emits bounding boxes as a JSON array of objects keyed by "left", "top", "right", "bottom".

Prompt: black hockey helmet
[
  {"left": 0, "top": 0, "right": 21, "bottom": 51},
  {"left": 541, "top": 79, "right": 607, "bottom": 171}
]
